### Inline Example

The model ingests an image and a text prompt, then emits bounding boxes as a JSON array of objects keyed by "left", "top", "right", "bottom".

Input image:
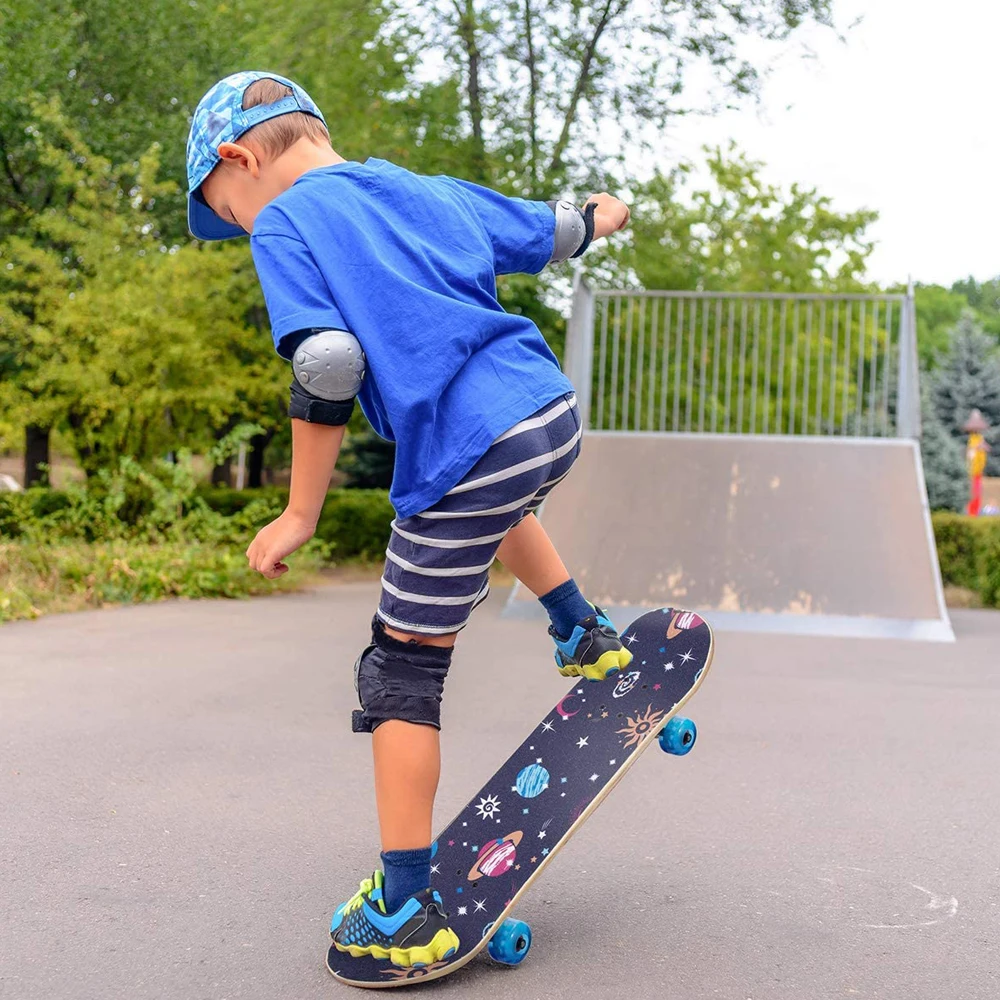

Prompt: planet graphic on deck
[
  {"left": 468, "top": 830, "right": 523, "bottom": 879},
  {"left": 515, "top": 763, "right": 550, "bottom": 798}
]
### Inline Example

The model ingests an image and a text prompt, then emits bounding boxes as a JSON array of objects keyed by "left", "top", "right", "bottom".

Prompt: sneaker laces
[{"left": 343, "top": 876, "right": 376, "bottom": 915}]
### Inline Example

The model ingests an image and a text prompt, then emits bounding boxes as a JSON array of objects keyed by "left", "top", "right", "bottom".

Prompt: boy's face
[{"left": 198, "top": 140, "right": 283, "bottom": 236}]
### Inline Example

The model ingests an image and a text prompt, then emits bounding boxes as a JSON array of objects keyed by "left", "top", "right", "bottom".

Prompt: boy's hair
[{"left": 240, "top": 78, "right": 330, "bottom": 158}]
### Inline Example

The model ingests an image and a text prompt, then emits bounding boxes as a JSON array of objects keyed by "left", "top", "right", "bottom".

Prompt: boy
[{"left": 186, "top": 71, "right": 633, "bottom": 967}]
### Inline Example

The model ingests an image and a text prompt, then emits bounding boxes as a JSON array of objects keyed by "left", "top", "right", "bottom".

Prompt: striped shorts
[{"left": 377, "top": 392, "right": 582, "bottom": 636}]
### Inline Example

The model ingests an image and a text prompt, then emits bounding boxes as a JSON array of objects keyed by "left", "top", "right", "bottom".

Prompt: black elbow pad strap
[
  {"left": 288, "top": 380, "right": 356, "bottom": 425},
  {"left": 574, "top": 202, "right": 597, "bottom": 258}
]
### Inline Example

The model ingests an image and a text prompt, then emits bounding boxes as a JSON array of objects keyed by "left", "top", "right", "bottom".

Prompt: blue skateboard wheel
[
  {"left": 487, "top": 918, "right": 532, "bottom": 965},
  {"left": 659, "top": 716, "right": 697, "bottom": 755}
]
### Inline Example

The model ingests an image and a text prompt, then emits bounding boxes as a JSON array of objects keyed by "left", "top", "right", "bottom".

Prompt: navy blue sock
[
  {"left": 381, "top": 846, "right": 432, "bottom": 912},
  {"left": 539, "top": 578, "right": 594, "bottom": 639}
]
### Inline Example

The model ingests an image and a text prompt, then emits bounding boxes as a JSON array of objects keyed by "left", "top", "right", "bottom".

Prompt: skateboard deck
[{"left": 327, "top": 607, "right": 714, "bottom": 987}]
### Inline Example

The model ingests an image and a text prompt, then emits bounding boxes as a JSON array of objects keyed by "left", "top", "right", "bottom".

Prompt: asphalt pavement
[{"left": 2, "top": 584, "right": 998, "bottom": 1000}]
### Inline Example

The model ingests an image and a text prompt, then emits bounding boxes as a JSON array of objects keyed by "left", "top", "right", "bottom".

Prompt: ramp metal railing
[{"left": 563, "top": 281, "right": 921, "bottom": 439}]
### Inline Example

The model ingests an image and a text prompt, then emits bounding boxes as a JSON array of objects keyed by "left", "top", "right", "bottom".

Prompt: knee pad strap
[{"left": 352, "top": 618, "right": 453, "bottom": 733}]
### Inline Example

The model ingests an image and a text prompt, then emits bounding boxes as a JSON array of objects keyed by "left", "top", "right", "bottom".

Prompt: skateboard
[{"left": 327, "top": 607, "right": 714, "bottom": 988}]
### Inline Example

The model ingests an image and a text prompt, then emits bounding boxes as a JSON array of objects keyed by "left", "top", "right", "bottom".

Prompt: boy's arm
[
  {"left": 448, "top": 178, "right": 630, "bottom": 275},
  {"left": 245, "top": 419, "right": 344, "bottom": 579},
  {"left": 246, "top": 326, "right": 364, "bottom": 579},
  {"left": 287, "top": 419, "right": 345, "bottom": 527}
]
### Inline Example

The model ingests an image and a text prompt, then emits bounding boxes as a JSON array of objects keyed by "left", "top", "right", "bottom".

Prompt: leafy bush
[
  {"left": 0, "top": 453, "right": 394, "bottom": 558},
  {"left": 0, "top": 450, "right": 395, "bottom": 621},
  {"left": 932, "top": 512, "right": 1000, "bottom": 607},
  {"left": 315, "top": 489, "right": 394, "bottom": 560}
]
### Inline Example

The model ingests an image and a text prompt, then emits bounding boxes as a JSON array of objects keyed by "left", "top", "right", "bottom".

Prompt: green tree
[
  {"left": 387, "top": 0, "right": 836, "bottom": 195},
  {"left": 0, "top": 95, "right": 169, "bottom": 483},
  {"left": 912, "top": 284, "right": 969, "bottom": 368},
  {"left": 951, "top": 275, "right": 1000, "bottom": 342},
  {"left": 53, "top": 242, "right": 286, "bottom": 476},
  {"left": 613, "top": 145, "right": 876, "bottom": 293},
  {"left": 920, "top": 383, "right": 967, "bottom": 512},
  {"left": 928, "top": 316, "right": 1000, "bottom": 477}
]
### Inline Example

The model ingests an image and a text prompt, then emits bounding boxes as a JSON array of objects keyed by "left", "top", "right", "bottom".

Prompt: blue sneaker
[
  {"left": 550, "top": 606, "right": 633, "bottom": 681},
  {"left": 330, "top": 870, "right": 460, "bottom": 968}
]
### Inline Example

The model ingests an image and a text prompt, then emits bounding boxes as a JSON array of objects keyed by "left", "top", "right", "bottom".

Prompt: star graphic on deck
[
  {"left": 576, "top": 737, "right": 589, "bottom": 749},
  {"left": 587, "top": 712, "right": 593, "bottom": 718},
  {"left": 541, "top": 720, "right": 555, "bottom": 733},
  {"left": 601, "top": 711, "right": 609, "bottom": 718},
  {"left": 541, "top": 847, "right": 549, "bottom": 856},
  {"left": 664, "top": 662, "right": 675, "bottom": 671},
  {"left": 653, "top": 683, "right": 661, "bottom": 691},
  {"left": 530, "top": 856, "right": 538, "bottom": 864},
  {"left": 609, "top": 758, "right": 617, "bottom": 765},
  {"left": 561, "top": 777, "right": 567, "bottom": 783},
  {"left": 448, "top": 840, "right": 455, "bottom": 846},
  {"left": 536, "top": 757, "right": 543, "bottom": 764},
  {"left": 679, "top": 649, "right": 695, "bottom": 664},
  {"left": 514, "top": 864, "right": 521, "bottom": 871},
  {"left": 590, "top": 773, "right": 599, "bottom": 781},
  {"left": 475, "top": 794, "right": 501, "bottom": 821},
  {"left": 457, "top": 906, "right": 467, "bottom": 916},
  {"left": 431, "top": 863, "right": 440, "bottom": 875},
  {"left": 474, "top": 899, "right": 486, "bottom": 913},
  {"left": 624, "top": 633, "right": 639, "bottom": 646}
]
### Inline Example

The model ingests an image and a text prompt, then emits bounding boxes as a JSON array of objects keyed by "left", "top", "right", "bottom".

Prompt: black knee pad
[{"left": 351, "top": 617, "right": 453, "bottom": 733}]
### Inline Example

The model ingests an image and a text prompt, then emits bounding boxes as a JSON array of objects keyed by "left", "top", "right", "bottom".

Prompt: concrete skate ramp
[{"left": 506, "top": 432, "right": 953, "bottom": 641}]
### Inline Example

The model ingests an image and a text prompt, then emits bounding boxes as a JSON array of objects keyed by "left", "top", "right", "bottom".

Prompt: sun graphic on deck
[
  {"left": 616, "top": 705, "right": 665, "bottom": 749},
  {"left": 475, "top": 794, "right": 501, "bottom": 820}
]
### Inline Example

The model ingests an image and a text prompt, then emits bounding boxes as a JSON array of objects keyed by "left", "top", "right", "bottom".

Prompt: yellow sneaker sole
[
  {"left": 333, "top": 926, "right": 460, "bottom": 968},
  {"left": 558, "top": 645, "right": 634, "bottom": 681}
]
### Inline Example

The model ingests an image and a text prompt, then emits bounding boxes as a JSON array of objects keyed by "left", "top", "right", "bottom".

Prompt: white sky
[{"left": 662, "top": 0, "right": 998, "bottom": 288}]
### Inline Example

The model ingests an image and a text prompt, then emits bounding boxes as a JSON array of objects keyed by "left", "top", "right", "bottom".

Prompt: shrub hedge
[
  {"left": 0, "top": 481, "right": 395, "bottom": 557},
  {"left": 931, "top": 512, "right": 1000, "bottom": 608}
]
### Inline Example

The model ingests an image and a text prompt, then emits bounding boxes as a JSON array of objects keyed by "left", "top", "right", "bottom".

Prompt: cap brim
[{"left": 188, "top": 193, "right": 248, "bottom": 241}]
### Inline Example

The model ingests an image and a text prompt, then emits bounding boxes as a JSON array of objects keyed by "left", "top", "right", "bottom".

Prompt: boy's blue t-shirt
[{"left": 249, "top": 158, "right": 574, "bottom": 517}]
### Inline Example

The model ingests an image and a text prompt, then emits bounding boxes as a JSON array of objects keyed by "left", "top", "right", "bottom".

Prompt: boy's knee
[{"left": 351, "top": 617, "right": 453, "bottom": 733}]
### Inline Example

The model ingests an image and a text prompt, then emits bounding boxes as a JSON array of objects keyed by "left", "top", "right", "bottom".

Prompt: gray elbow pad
[
  {"left": 288, "top": 329, "right": 366, "bottom": 426},
  {"left": 546, "top": 200, "right": 597, "bottom": 263}
]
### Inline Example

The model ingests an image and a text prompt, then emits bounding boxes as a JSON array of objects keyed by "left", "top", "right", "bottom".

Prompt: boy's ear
[{"left": 216, "top": 141, "right": 260, "bottom": 174}]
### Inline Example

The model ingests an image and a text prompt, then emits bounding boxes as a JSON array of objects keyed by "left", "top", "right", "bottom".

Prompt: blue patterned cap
[{"left": 186, "top": 71, "right": 327, "bottom": 240}]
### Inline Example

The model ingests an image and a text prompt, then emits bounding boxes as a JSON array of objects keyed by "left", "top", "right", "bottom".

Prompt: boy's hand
[
  {"left": 584, "top": 192, "right": 631, "bottom": 240},
  {"left": 246, "top": 509, "right": 316, "bottom": 580}
]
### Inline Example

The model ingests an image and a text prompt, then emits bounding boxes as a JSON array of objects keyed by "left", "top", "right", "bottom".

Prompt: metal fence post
[
  {"left": 896, "top": 280, "right": 922, "bottom": 439},
  {"left": 564, "top": 273, "right": 595, "bottom": 428}
]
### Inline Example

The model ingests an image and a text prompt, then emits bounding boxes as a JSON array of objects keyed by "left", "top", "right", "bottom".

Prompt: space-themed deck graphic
[{"left": 328, "top": 607, "right": 714, "bottom": 988}]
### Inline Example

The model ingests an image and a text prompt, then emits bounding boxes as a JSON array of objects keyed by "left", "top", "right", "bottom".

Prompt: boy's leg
[
  {"left": 372, "top": 722, "right": 440, "bottom": 850},
  {"left": 495, "top": 511, "right": 570, "bottom": 597},
  {"left": 372, "top": 628, "right": 455, "bottom": 852},
  {"left": 498, "top": 514, "right": 632, "bottom": 682}
]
